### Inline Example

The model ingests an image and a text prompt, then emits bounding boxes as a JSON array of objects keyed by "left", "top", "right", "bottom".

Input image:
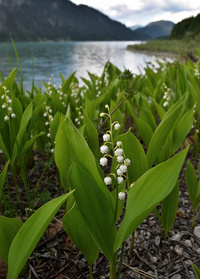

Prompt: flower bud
[
  {"left": 117, "top": 155, "right": 124, "bottom": 163},
  {"left": 114, "top": 123, "right": 120, "bottom": 130},
  {"left": 103, "top": 133, "right": 110, "bottom": 142},
  {"left": 100, "top": 145, "right": 109, "bottom": 154},
  {"left": 100, "top": 157, "right": 108, "bottom": 166},
  {"left": 118, "top": 191, "right": 125, "bottom": 200},
  {"left": 117, "top": 176, "right": 124, "bottom": 184},
  {"left": 115, "top": 148, "right": 123, "bottom": 156},
  {"left": 104, "top": 176, "right": 112, "bottom": 185}
]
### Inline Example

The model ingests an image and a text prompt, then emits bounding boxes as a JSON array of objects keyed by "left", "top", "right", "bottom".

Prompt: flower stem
[
  {"left": 89, "top": 264, "right": 94, "bottom": 279},
  {"left": 109, "top": 261, "right": 117, "bottom": 279}
]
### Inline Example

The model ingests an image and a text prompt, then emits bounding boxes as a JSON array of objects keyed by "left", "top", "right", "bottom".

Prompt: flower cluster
[
  {"left": 99, "top": 105, "right": 130, "bottom": 200},
  {"left": 43, "top": 104, "right": 54, "bottom": 153},
  {"left": 75, "top": 107, "right": 84, "bottom": 126},
  {"left": 192, "top": 103, "right": 199, "bottom": 134},
  {"left": 1, "top": 86, "right": 16, "bottom": 121},
  {"left": 162, "top": 84, "right": 171, "bottom": 107},
  {"left": 71, "top": 82, "right": 81, "bottom": 104},
  {"left": 194, "top": 65, "right": 200, "bottom": 79},
  {"left": 95, "top": 78, "right": 102, "bottom": 98}
]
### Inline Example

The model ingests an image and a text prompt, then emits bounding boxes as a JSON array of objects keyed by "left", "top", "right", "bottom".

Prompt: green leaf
[
  {"left": 0, "top": 216, "right": 23, "bottom": 264},
  {"left": 151, "top": 99, "right": 166, "bottom": 120},
  {"left": 191, "top": 263, "right": 200, "bottom": 278},
  {"left": 62, "top": 71, "right": 76, "bottom": 94},
  {"left": 161, "top": 181, "right": 179, "bottom": 236},
  {"left": 185, "top": 160, "right": 199, "bottom": 211},
  {"left": 22, "top": 132, "right": 45, "bottom": 156},
  {"left": 68, "top": 163, "right": 116, "bottom": 263},
  {"left": 147, "top": 98, "right": 184, "bottom": 168},
  {"left": 62, "top": 118, "right": 114, "bottom": 209},
  {"left": 82, "top": 109, "right": 100, "bottom": 159},
  {"left": 63, "top": 202, "right": 99, "bottom": 266},
  {"left": 126, "top": 100, "right": 153, "bottom": 146},
  {"left": 0, "top": 134, "right": 10, "bottom": 160},
  {"left": 114, "top": 146, "right": 189, "bottom": 252},
  {"left": 171, "top": 107, "right": 193, "bottom": 154},
  {"left": 55, "top": 115, "right": 72, "bottom": 191},
  {"left": 116, "top": 130, "right": 148, "bottom": 183},
  {"left": 0, "top": 160, "right": 10, "bottom": 200},
  {"left": 11, "top": 102, "right": 33, "bottom": 167},
  {"left": 7, "top": 192, "right": 73, "bottom": 279}
]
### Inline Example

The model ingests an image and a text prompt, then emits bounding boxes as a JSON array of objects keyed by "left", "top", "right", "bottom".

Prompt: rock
[
  {"left": 194, "top": 226, "right": 200, "bottom": 238},
  {"left": 170, "top": 233, "right": 182, "bottom": 241},
  {"left": 196, "top": 247, "right": 200, "bottom": 254},
  {"left": 171, "top": 274, "right": 181, "bottom": 279},
  {"left": 174, "top": 245, "right": 183, "bottom": 256},
  {"left": 184, "top": 239, "right": 192, "bottom": 247}
]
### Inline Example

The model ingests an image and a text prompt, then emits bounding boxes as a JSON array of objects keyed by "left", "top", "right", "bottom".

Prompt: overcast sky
[{"left": 70, "top": 0, "right": 200, "bottom": 27}]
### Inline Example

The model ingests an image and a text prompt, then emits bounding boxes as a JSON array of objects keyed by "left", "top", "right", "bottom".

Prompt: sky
[{"left": 70, "top": 0, "right": 200, "bottom": 27}]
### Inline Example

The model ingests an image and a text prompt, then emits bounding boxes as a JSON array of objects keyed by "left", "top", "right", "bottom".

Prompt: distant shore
[
  {"left": 126, "top": 47, "right": 178, "bottom": 59},
  {"left": 127, "top": 39, "right": 200, "bottom": 61}
]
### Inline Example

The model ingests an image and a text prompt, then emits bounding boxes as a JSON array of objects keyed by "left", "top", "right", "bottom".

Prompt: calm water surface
[{"left": 0, "top": 41, "right": 170, "bottom": 90}]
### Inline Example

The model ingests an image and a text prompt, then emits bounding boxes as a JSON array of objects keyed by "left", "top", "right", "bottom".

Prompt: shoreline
[{"left": 126, "top": 47, "right": 178, "bottom": 59}]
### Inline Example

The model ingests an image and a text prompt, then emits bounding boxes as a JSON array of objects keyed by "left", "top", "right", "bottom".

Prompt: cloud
[{"left": 71, "top": 0, "right": 200, "bottom": 26}]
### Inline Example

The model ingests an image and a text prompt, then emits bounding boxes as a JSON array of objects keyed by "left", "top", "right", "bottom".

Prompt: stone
[{"left": 194, "top": 226, "right": 200, "bottom": 238}]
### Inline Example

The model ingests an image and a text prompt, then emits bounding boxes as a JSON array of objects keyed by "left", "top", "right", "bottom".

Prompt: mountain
[
  {"left": 170, "top": 13, "right": 200, "bottom": 40},
  {"left": 129, "top": 25, "right": 143, "bottom": 31},
  {"left": 131, "top": 20, "right": 174, "bottom": 40},
  {"left": 0, "top": 0, "right": 137, "bottom": 41}
]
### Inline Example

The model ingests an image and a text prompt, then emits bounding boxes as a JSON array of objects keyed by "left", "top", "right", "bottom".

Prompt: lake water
[{"left": 0, "top": 41, "right": 171, "bottom": 90}]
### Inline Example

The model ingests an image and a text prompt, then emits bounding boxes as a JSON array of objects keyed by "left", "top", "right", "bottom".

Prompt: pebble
[
  {"left": 194, "top": 226, "right": 200, "bottom": 238},
  {"left": 174, "top": 245, "right": 183, "bottom": 256},
  {"left": 171, "top": 274, "right": 181, "bottom": 279},
  {"left": 170, "top": 233, "right": 182, "bottom": 241},
  {"left": 196, "top": 248, "right": 200, "bottom": 254},
  {"left": 184, "top": 239, "right": 192, "bottom": 247}
]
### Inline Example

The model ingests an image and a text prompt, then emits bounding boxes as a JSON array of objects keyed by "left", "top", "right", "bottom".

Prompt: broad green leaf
[
  {"left": 22, "top": 132, "right": 45, "bottom": 156},
  {"left": 161, "top": 181, "right": 179, "bottom": 236},
  {"left": 55, "top": 115, "right": 72, "bottom": 191},
  {"left": 171, "top": 107, "right": 193, "bottom": 154},
  {"left": 11, "top": 102, "right": 33, "bottom": 166},
  {"left": 0, "top": 216, "right": 23, "bottom": 264},
  {"left": 147, "top": 99, "right": 184, "bottom": 168},
  {"left": 63, "top": 202, "right": 99, "bottom": 266},
  {"left": 68, "top": 163, "right": 116, "bottom": 263},
  {"left": 62, "top": 118, "right": 114, "bottom": 209},
  {"left": 0, "top": 160, "right": 10, "bottom": 200},
  {"left": 126, "top": 100, "right": 153, "bottom": 146},
  {"left": 162, "top": 95, "right": 186, "bottom": 122},
  {"left": 0, "top": 134, "right": 10, "bottom": 160},
  {"left": 114, "top": 146, "right": 189, "bottom": 252},
  {"left": 151, "top": 99, "right": 166, "bottom": 120},
  {"left": 191, "top": 263, "right": 200, "bottom": 278},
  {"left": 62, "top": 71, "right": 76, "bottom": 94},
  {"left": 140, "top": 108, "right": 156, "bottom": 131},
  {"left": 83, "top": 109, "right": 100, "bottom": 159},
  {"left": 116, "top": 130, "right": 148, "bottom": 183},
  {"left": 7, "top": 192, "right": 73, "bottom": 279},
  {"left": 50, "top": 111, "right": 61, "bottom": 142},
  {"left": 185, "top": 160, "right": 199, "bottom": 211}
]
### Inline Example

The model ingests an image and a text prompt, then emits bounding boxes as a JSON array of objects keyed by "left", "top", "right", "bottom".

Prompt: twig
[
  {"left": 98, "top": 74, "right": 134, "bottom": 131},
  {"left": 122, "top": 262, "right": 155, "bottom": 278}
]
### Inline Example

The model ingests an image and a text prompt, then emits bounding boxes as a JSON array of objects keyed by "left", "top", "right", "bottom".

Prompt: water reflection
[{"left": 0, "top": 41, "right": 172, "bottom": 90}]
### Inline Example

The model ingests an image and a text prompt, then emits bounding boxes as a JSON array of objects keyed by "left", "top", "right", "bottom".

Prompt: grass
[{"left": 127, "top": 37, "right": 200, "bottom": 59}]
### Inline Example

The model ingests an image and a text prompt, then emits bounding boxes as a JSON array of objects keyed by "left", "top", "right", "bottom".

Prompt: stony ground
[{"left": 1, "top": 147, "right": 200, "bottom": 279}]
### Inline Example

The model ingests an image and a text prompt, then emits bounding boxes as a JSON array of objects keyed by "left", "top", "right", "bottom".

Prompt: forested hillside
[
  {"left": 170, "top": 13, "right": 200, "bottom": 40},
  {"left": 0, "top": 0, "right": 136, "bottom": 41}
]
